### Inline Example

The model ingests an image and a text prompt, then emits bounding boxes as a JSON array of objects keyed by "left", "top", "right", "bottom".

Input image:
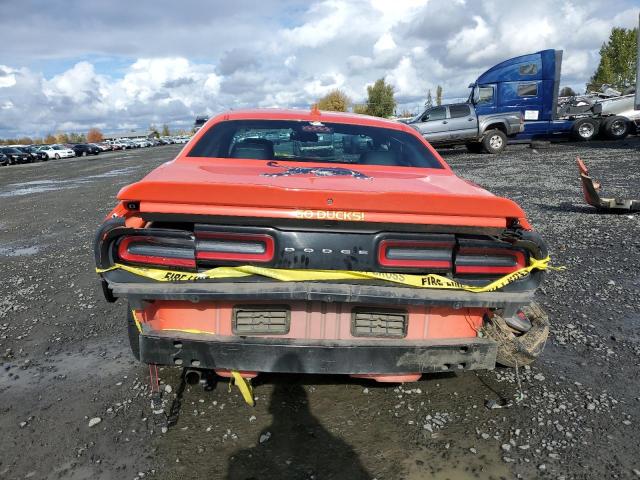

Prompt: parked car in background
[
  {"left": 0, "top": 152, "right": 9, "bottom": 166},
  {"left": 18, "top": 145, "right": 48, "bottom": 162},
  {"left": 0, "top": 147, "right": 31, "bottom": 165},
  {"left": 92, "top": 143, "right": 111, "bottom": 152},
  {"left": 40, "top": 144, "right": 76, "bottom": 160},
  {"left": 132, "top": 139, "right": 151, "bottom": 148},
  {"left": 72, "top": 143, "right": 101, "bottom": 157}
]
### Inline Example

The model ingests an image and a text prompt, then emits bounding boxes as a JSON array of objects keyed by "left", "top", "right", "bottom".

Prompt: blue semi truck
[
  {"left": 470, "top": 49, "right": 638, "bottom": 143},
  {"left": 406, "top": 49, "right": 638, "bottom": 152}
]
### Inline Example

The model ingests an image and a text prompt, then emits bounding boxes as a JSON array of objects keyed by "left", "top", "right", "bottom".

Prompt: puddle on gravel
[
  {"left": 0, "top": 245, "right": 41, "bottom": 257},
  {"left": 402, "top": 446, "right": 512, "bottom": 480},
  {"left": 0, "top": 342, "right": 131, "bottom": 392},
  {"left": 0, "top": 166, "right": 142, "bottom": 198}
]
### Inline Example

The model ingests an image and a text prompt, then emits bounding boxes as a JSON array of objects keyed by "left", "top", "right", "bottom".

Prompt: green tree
[
  {"left": 55, "top": 132, "right": 70, "bottom": 144},
  {"left": 352, "top": 103, "right": 368, "bottom": 115},
  {"left": 365, "top": 78, "right": 396, "bottom": 118},
  {"left": 68, "top": 132, "right": 86, "bottom": 143},
  {"left": 161, "top": 124, "right": 170, "bottom": 136},
  {"left": 588, "top": 27, "right": 637, "bottom": 91},
  {"left": 317, "top": 89, "right": 351, "bottom": 112},
  {"left": 435, "top": 85, "right": 443, "bottom": 106},
  {"left": 424, "top": 89, "right": 433, "bottom": 109},
  {"left": 559, "top": 86, "right": 577, "bottom": 97}
]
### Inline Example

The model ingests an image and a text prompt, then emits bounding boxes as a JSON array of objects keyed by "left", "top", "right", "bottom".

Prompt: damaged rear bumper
[
  {"left": 139, "top": 332, "right": 498, "bottom": 374},
  {"left": 104, "top": 278, "right": 536, "bottom": 309}
]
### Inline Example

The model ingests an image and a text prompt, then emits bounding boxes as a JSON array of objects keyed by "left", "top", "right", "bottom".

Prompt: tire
[
  {"left": 481, "top": 129, "right": 507, "bottom": 154},
  {"left": 127, "top": 307, "right": 141, "bottom": 361},
  {"left": 54, "top": 153, "right": 60, "bottom": 160},
  {"left": 465, "top": 142, "right": 484, "bottom": 153},
  {"left": 82, "top": 151, "right": 88, "bottom": 157},
  {"left": 571, "top": 118, "right": 598, "bottom": 141},
  {"left": 602, "top": 116, "right": 629, "bottom": 140},
  {"left": 482, "top": 302, "right": 549, "bottom": 368}
]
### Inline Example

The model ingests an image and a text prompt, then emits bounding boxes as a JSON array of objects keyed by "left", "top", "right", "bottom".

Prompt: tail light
[
  {"left": 377, "top": 235, "right": 454, "bottom": 272},
  {"left": 455, "top": 246, "right": 526, "bottom": 275},
  {"left": 377, "top": 235, "right": 527, "bottom": 276},
  {"left": 117, "top": 236, "right": 195, "bottom": 268},
  {"left": 195, "top": 231, "right": 274, "bottom": 263}
]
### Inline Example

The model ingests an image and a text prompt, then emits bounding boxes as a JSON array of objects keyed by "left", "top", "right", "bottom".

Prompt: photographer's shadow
[{"left": 226, "top": 356, "right": 372, "bottom": 480}]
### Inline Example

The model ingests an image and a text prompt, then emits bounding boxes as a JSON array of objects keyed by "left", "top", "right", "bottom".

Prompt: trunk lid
[{"left": 118, "top": 158, "right": 526, "bottom": 227}]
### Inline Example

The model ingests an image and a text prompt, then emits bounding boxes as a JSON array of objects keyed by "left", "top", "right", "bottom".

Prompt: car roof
[{"left": 209, "top": 108, "right": 413, "bottom": 132}]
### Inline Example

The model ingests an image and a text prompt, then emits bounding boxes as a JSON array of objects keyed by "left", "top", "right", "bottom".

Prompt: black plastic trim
[{"left": 139, "top": 333, "right": 497, "bottom": 374}]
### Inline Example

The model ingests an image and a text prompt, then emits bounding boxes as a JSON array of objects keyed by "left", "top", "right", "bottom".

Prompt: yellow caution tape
[
  {"left": 98, "top": 256, "right": 560, "bottom": 294},
  {"left": 228, "top": 370, "right": 255, "bottom": 406},
  {"left": 130, "top": 309, "right": 143, "bottom": 333}
]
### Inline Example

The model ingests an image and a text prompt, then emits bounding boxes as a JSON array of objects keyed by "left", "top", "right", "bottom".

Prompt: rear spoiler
[{"left": 576, "top": 157, "right": 639, "bottom": 212}]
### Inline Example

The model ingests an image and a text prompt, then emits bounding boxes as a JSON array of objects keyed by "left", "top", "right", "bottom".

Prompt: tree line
[{"left": 0, "top": 123, "right": 181, "bottom": 146}]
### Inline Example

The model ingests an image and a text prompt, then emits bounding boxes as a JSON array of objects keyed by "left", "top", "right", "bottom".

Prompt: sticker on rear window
[{"left": 262, "top": 161, "right": 370, "bottom": 179}]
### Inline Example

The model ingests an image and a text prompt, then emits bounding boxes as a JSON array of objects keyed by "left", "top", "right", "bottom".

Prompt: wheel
[
  {"left": 127, "top": 307, "right": 141, "bottom": 361},
  {"left": 54, "top": 153, "right": 60, "bottom": 159},
  {"left": 602, "top": 116, "right": 629, "bottom": 140},
  {"left": 571, "top": 118, "right": 598, "bottom": 141},
  {"left": 481, "top": 129, "right": 507, "bottom": 154},
  {"left": 82, "top": 151, "right": 88, "bottom": 157},
  {"left": 465, "top": 142, "right": 484, "bottom": 153},
  {"left": 482, "top": 302, "right": 549, "bottom": 367}
]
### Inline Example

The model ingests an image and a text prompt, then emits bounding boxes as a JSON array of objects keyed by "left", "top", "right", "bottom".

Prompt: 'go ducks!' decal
[{"left": 262, "top": 161, "right": 371, "bottom": 180}]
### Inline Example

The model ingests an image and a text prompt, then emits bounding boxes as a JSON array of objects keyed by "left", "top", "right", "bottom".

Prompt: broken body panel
[{"left": 577, "top": 158, "right": 639, "bottom": 212}]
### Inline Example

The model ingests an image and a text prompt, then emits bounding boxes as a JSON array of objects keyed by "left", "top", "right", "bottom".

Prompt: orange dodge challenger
[{"left": 95, "top": 108, "right": 550, "bottom": 383}]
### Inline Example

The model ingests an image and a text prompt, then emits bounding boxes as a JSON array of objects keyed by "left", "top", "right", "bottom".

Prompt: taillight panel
[
  {"left": 377, "top": 234, "right": 527, "bottom": 276},
  {"left": 377, "top": 238, "right": 454, "bottom": 271},
  {"left": 454, "top": 238, "right": 527, "bottom": 275},
  {"left": 117, "top": 236, "right": 195, "bottom": 268},
  {"left": 109, "top": 226, "right": 531, "bottom": 279},
  {"left": 195, "top": 232, "right": 275, "bottom": 263}
]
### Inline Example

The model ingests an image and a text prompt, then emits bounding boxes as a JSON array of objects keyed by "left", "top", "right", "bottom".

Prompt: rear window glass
[
  {"left": 517, "top": 83, "right": 538, "bottom": 97},
  {"left": 449, "top": 105, "right": 471, "bottom": 118},
  {"left": 188, "top": 120, "right": 443, "bottom": 169}
]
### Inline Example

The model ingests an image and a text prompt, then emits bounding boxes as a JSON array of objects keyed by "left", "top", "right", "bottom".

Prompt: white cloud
[
  {"left": 280, "top": 0, "right": 352, "bottom": 48},
  {"left": 0, "top": 66, "right": 17, "bottom": 88},
  {"left": 0, "top": 0, "right": 636, "bottom": 137},
  {"left": 373, "top": 33, "right": 397, "bottom": 55}
]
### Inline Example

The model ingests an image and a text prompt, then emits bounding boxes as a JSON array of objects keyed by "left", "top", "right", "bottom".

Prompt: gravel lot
[{"left": 0, "top": 139, "right": 639, "bottom": 480}]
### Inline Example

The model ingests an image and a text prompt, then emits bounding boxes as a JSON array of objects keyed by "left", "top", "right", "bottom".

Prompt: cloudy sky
[{"left": 0, "top": 0, "right": 637, "bottom": 138}]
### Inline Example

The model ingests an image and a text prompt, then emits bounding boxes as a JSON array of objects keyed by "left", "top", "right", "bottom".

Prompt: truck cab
[
  {"left": 469, "top": 49, "right": 566, "bottom": 140},
  {"left": 409, "top": 104, "right": 479, "bottom": 143}
]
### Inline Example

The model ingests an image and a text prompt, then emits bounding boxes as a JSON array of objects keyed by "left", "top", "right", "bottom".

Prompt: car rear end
[{"left": 95, "top": 110, "right": 550, "bottom": 382}]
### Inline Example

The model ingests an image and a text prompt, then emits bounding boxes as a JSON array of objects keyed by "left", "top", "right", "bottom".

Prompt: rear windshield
[
  {"left": 1, "top": 148, "right": 21, "bottom": 154},
  {"left": 188, "top": 120, "right": 443, "bottom": 169}
]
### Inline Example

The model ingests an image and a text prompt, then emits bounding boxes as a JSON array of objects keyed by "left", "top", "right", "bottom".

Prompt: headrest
[
  {"left": 359, "top": 150, "right": 398, "bottom": 166},
  {"left": 230, "top": 138, "right": 274, "bottom": 160}
]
